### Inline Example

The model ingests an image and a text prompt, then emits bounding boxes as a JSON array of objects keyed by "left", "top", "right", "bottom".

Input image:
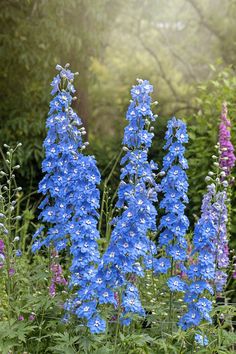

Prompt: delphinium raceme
[
  {"left": 215, "top": 102, "right": 236, "bottom": 291},
  {"left": 219, "top": 102, "right": 235, "bottom": 177},
  {"left": 178, "top": 103, "right": 235, "bottom": 335},
  {"left": 79, "top": 79, "right": 159, "bottom": 333},
  {"left": 178, "top": 145, "right": 233, "bottom": 347},
  {"left": 178, "top": 179, "right": 216, "bottom": 331},
  {"left": 32, "top": 64, "right": 101, "bottom": 320},
  {"left": 156, "top": 117, "right": 189, "bottom": 325},
  {"left": 212, "top": 182, "right": 228, "bottom": 293}
]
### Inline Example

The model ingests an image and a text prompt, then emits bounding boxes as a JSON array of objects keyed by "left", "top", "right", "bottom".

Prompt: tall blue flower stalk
[
  {"left": 179, "top": 143, "right": 230, "bottom": 333},
  {"left": 178, "top": 182, "right": 216, "bottom": 330},
  {"left": 77, "top": 79, "right": 159, "bottom": 333},
  {"left": 157, "top": 118, "right": 189, "bottom": 290},
  {"left": 32, "top": 64, "right": 101, "bottom": 313}
]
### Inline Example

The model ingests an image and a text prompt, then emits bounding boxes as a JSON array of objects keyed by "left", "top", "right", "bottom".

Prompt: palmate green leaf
[
  {"left": 77, "top": 331, "right": 106, "bottom": 352},
  {"left": 47, "top": 344, "right": 76, "bottom": 354},
  {"left": 0, "top": 319, "right": 37, "bottom": 353},
  {"left": 152, "top": 338, "right": 178, "bottom": 354},
  {"left": 0, "top": 341, "right": 21, "bottom": 354},
  {"left": 220, "top": 329, "right": 236, "bottom": 347},
  {"left": 47, "top": 332, "right": 81, "bottom": 354},
  {"left": 92, "top": 347, "right": 113, "bottom": 354}
]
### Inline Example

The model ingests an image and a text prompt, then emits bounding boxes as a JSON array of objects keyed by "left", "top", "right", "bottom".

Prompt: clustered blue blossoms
[
  {"left": 212, "top": 189, "right": 228, "bottom": 292},
  {"left": 179, "top": 183, "right": 216, "bottom": 330},
  {"left": 77, "top": 79, "right": 159, "bottom": 333},
  {"left": 157, "top": 118, "right": 189, "bottom": 289},
  {"left": 33, "top": 64, "right": 235, "bottom": 339},
  {"left": 32, "top": 64, "right": 101, "bottom": 317}
]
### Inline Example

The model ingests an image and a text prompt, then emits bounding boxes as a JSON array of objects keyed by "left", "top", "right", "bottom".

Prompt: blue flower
[
  {"left": 167, "top": 276, "right": 186, "bottom": 292},
  {"left": 178, "top": 308, "right": 201, "bottom": 329},
  {"left": 167, "top": 245, "right": 186, "bottom": 261},
  {"left": 87, "top": 316, "right": 106, "bottom": 334},
  {"left": 195, "top": 298, "right": 212, "bottom": 321},
  {"left": 75, "top": 302, "right": 97, "bottom": 320},
  {"left": 154, "top": 257, "right": 171, "bottom": 274},
  {"left": 195, "top": 333, "right": 208, "bottom": 346},
  {"left": 122, "top": 291, "right": 145, "bottom": 316},
  {"left": 15, "top": 250, "right": 22, "bottom": 257}
]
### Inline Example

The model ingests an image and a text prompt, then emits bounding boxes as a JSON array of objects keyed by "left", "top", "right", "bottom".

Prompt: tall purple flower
[
  {"left": 214, "top": 101, "right": 235, "bottom": 291},
  {"left": 219, "top": 102, "right": 235, "bottom": 176},
  {"left": 49, "top": 250, "right": 67, "bottom": 297}
]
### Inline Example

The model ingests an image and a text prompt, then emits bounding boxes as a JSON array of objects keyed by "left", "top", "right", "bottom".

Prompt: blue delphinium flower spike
[
  {"left": 32, "top": 64, "right": 101, "bottom": 317},
  {"left": 178, "top": 183, "right": 216, "bottom": 330},
  {"left": 79, "top": 79, "right": 159, "bottom": 332},
  {"left": 156, "top": 117, "right": 189, "bottom": 289}
]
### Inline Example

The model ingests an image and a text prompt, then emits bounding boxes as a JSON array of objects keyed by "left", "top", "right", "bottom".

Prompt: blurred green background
[{"left": 1, "top": 0, "right": 236, "bottom": 238}]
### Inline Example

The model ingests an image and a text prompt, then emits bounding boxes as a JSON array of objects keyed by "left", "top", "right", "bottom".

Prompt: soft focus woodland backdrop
[{"left": 1, "top": 0, "right": 236, "bottom": 236}]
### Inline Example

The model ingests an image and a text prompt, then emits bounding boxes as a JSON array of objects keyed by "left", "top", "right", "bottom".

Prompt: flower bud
[
  {"left": 157, "top": 171, "right": 165, "bottom": 177},
  {"left": 55, "top": 64, "right": 62, "bottom": 71},
  {"left": 222, "top": 181, "right": 228, "bottom": 188},
  {"left": 14, "top": 216, "right": 22, "bottom": 221}
]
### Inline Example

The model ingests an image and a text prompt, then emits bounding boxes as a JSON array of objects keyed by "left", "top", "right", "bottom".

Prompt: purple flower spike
[{"left": 219, "top": 102, "right": 236, "bottom": 176}]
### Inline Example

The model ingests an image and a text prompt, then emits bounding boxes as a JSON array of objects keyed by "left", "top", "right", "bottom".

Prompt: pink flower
[
  {"left": 9, "top": 268, "right": 15, "bottom": 276},
  {"left": 18, "top": 315, "right": 24, "bottom": 321},
  {"left": 29, "top": 314, "right": 35, "bottom": 321},
  {"left": 219, "top": 102, "right": 236, "bottom": 176},
  {"left": 49, "top": 283, "right": 56, "bottom": 297},
  {"left": 0, "top": 239, "right": 5, "bottom": 252},
  {"left": 48, "top": 250, "right": 67, "bottom": 296}
]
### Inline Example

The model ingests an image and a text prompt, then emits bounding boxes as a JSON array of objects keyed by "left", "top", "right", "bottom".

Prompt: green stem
[
  {"left": 98, "top": 181, "right": 107, "bottom": 234},
  {"left": 114, "top": 302, "right": 121, "bottom": 354},
  {"left": 168, "top": 257, "right": 174, "bottom": 333},
  {"left": 5, "top": 152, "right": 13, "bottom": 322}
]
